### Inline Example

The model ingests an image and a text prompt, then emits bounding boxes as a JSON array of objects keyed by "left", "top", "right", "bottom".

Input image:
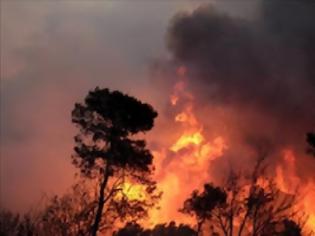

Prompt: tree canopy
[
  {"left": 113, "top": 222, "right": 197, "bottom": 236},
  {"left": 180, "top": 183, "right": 226, "bottom": 233},
  {"left": 71, "top": 88, "right": 159, "bottom": 236},
  {"left": 181, "top": 159, "right": 304, "bottom": 236},
  {"left": 72, "top": 88, "right": 158, "bottom": 176}
]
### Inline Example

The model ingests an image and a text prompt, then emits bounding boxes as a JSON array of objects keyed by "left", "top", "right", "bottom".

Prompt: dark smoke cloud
[
  {"left": 166, "top": 0, "right": 315, "bottom": 176},
  {"left": 262, "top": 0, "right": 315, "bottom": 84},
  {"left": 167, "top": 1, "right": 315, "bottom": 134}
]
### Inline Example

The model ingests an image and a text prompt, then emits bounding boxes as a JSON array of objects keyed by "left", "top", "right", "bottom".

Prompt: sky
[
  {"left": 0, "top": 1, "right": 198, "bottom": 211},
  {"left": 2, "top": 0, "right": 248, "bottom": 212}
]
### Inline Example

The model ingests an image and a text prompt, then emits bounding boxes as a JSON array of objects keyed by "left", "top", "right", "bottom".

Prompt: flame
[
  {"left": 170, "top": 95, "right": 179, "bottom": 106},
  {"left": 276, "top": 150, "right": 300, "bottom": 193},
  {"left": 175, "top": 111, "right": 197, "bottom": 126},
  {"left": 146, "top": 66, "right": 227, "bottom": 226},
  {"left": 170, "top": 131, "right": 204, "bottom": 152},
  {"left": 116, "top": 182, "right": 146, "bottom": 201},
  {"left": 275, "top": 149, "right": 315, "bottom": 231},
  {"left": 135, "top": 65, "right": 315, "bottom": 232},
  {"left": 149, "top": 173, "right": 181, "bottom": 225},
  {"left": 147, "top": 66, "right": 315, "bottom": 232}
]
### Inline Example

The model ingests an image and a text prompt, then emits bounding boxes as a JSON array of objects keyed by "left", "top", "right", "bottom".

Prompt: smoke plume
[{"left": 165, "top": 0, "right": 315, "bottom": 166}]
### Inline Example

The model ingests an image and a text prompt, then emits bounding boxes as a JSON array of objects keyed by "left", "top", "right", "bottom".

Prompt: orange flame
[
  {"left": 276, "top": 149, "right": 315, "bottom": 231},
  {"left": 147, "top": 66, "right": 227, "bottom": 226},
  {"left": 170, "top": 131, "right": 204, "bottom": 152},
  {"left": 145, "top": 66, "right": 315, "bottom": 232},
  {"left": 118, "top": 182, "right": 146, "bottom": 201}
]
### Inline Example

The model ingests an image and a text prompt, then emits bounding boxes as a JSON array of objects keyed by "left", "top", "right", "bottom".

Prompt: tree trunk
[
  {"left": 238, "top": 213, "right": 249, "bottom": 236},
  {"left": 91, "top": 165, "right": 110, "bottom": 236}
]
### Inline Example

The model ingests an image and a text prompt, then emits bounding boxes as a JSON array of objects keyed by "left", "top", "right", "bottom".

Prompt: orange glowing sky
[{"left": 1, "top": 1, "right": 200, "bottom": 211}]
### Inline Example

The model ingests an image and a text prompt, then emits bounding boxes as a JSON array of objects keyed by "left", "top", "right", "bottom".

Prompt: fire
[
  {"left": 275, "top": 150, "right": 300, "bottom": 193},
  {"left": 147, "top": 66, "right": 227, "bottom": 226},
  {"left": 149, "top": 173, "right": 181, "bottom": 225},
  {"left": 116, "top": 182, "right": 146, "bottom": 201},
  {"left": 308, "top": 214, "right": 315, "bottom": 231},
  {"left": 175, "top": 108, "right": 197, "bottom": 126},
  {"left": 138, "top": 65, "right": 315, "bottom": 232},
  {"left": 276, "top": 149, "right": 315, "bottom": 231},
  {"left": 170, "top": 131, "right": 204, "bottom": 152},
  {"left": 170, "top": 95, "right": 179, "bottom": 106}
]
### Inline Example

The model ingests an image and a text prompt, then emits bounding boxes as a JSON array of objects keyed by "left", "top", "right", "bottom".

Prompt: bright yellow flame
[
  {"left": 148, "top": 72, "right": 227, "bottom": 226},
  {"left": 149, "top": 173, "right": 181, "bottom": 226},
  {"left": 117, "top": 182, "right": 146, "bottom": 201},
  {"left": 170, "top": 131, "right": 204, "bottom": 152},
  {"left": 307, "top": 214, "right": 315, "bottom": 230}
]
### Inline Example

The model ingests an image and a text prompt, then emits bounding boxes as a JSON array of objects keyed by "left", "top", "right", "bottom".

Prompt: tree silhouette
[
  {"left": 306, "top": 132, "right": 315, "bottom": 157},
  {"left": 113, "top": 222, "right": 197, "bottom": 236},
  {"left": 113, "top": 222, "right": 148, "bottom": 236},
  {"left": 279, "top": 219, "right": 302, "bottom": 236},
  {"left": 72, "top": 88, "right": 158, "bottom": 236},
  {"left": 181, "top": 159, "right": 304, "bottom": 236},
  {"left": 1, "top": 180, "right": 98, "bottom": 236},
  {"left": 150, "top": 222, "right": 197, "bottom": 236},
  {"left": 180, "top": 183, "right": 226, "bottom": 234},
  {"left": 1, "top": 178, "right": 160, "bottom": 236},
  {"left": 0, "top": 209, "right": 39, "bottom": 236},
  {"left": 40, "top": 180, "right": 96, "bottom": 236}
]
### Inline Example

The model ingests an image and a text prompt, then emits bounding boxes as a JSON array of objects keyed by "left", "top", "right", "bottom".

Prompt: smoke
[
  {"left": 0, "top": 1, "right": 185, "bottom": 212},
  {"left": 165, "top": 0, "right": 315, "bottom": 165},
  {"left": 145, "top": 3, "right": 315, "bottom": 227}
]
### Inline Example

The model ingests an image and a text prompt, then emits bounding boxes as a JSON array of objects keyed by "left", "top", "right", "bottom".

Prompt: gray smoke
[{"left": 165, "top": 0, "right": 315, "bottom": 177}]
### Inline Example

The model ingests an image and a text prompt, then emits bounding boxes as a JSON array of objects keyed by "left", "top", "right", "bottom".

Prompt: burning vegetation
[
  {"left": 2, "top": 73, "right": 314, "bottom": 235},
  {"left": 1, "top": 0, "right": 315, "bottom": 235}
]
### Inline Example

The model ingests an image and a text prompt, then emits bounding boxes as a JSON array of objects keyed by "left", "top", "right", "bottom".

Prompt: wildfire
[
  {"left": 276, "top": 149, "right": 315, "bottom": 231},
  {"left": 276, "top": 150, "right": 300, "bottom": 194},
  {"left": 135, "top": 65, "right": 315, "bottom": 232},
  {"left": 147, "top": 66, "right": 227, "bottom": 226},
  {"left": 170, "top": 95, "right": 179, "bottom": 106},
  {"left": 170, "top": 131, "right": 204, "bottom": 152},
  {"left": 116, "top": 182, "right": 146, "bottom": 201},
  {"left": 175, "top": 107, "right": 198, "bottom": 126}
]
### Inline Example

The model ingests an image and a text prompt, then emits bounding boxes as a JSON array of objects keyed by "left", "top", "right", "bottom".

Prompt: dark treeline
[{"left": 1, "top": 88, "right": 314, "bottom": 236}]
